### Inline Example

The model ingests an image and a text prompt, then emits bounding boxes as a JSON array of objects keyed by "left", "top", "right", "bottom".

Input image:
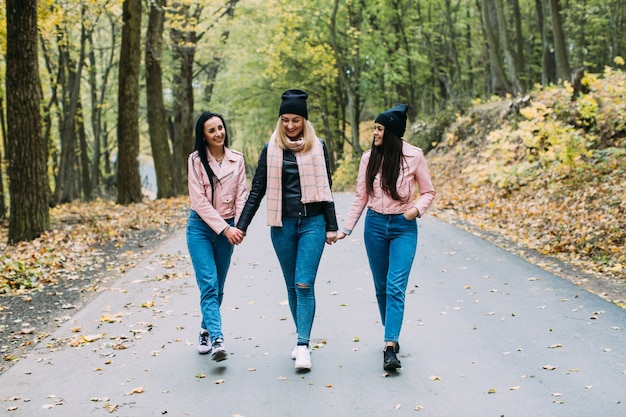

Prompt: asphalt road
[{"left": 1, "top": 193, "right": 625, "bottom": 417}]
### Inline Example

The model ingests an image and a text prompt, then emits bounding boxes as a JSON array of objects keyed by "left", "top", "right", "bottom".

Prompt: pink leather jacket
[
  {"left": 341, "top": 141, "right": 436, "bottom": 234},
  {"left": 188, "top": 146, "right": 248, "bottom": 234}
]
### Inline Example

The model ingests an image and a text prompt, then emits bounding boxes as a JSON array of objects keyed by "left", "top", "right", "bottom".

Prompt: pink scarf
[{"left": 266, "top": 134, "right": 333, "bottom": 227}]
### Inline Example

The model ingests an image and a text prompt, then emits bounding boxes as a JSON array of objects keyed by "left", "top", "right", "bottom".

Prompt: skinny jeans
[
  {"left": 363, "top": 209, "right": 417, "bottom": 343},
  {"left": 271, "top": 214, "right": 326, "bottom": 346},
  {"left": 186, "top": 209, "right": 234, "bottom": 343}
]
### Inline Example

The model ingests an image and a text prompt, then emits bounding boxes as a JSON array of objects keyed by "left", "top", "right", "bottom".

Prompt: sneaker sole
[
  {"left": 212, "top": 351, "right": 228, "bottom": 362},
  {"left": 383, "top": 361, "right": 401, "bottom": 370}
]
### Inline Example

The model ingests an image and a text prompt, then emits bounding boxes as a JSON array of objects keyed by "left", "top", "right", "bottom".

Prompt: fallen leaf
[
  {"left": 542, "top": 365, "right": 557, "bottom": 370},
  {"left": 82, "top": 333, "right": 105, "bottom": 343},
  {"left": 127, "top": 387, "right": 144, "bottom": 395}
]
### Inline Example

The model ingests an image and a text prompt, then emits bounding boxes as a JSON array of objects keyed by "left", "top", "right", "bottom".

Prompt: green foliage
[
  {"left": 459, "top": 69, "right": 626, "bottom": 191},
  {"left": 428, "top": 68, "right": 626, "bottom": 279},
  {"left": 410, "top": 109, "right": 456, "bottom": 154},
  {"left": 332, "top": 154, "right": 360, "bottom": 192},
  {"left": 0, "top": 258, "right": 41, "bottom": 293}
]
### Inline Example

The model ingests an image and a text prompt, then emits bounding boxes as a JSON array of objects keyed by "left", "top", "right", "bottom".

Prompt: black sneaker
[
  {"left": 198, "top": 331, "right": 210, "bottom": 354},
  {"left": 211, "top": 338, "right": 228, "bottom": 362},
  {"left": 383, "top": 346, "right": 401, "bottom": 370}
]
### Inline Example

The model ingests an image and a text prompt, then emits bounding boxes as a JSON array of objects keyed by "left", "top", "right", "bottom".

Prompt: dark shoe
[{"left": 383, "top": 346, "right": 401, "bottom": 370}]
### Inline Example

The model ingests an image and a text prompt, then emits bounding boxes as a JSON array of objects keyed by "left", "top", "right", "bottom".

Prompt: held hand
[
  {"left": 335, "top": 231, "right": 347, "bottom": 241},
  {"left": 226, "top": 227, "right": 244, "bottom": 245},
  {"left": 325, "top": 230, "right": 338, "bottom": 245}
]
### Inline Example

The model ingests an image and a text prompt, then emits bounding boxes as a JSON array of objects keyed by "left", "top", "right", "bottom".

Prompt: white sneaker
[
  {"left": 198, "top": 331, "right": 211, "bottom": 354},
  {"left": 294, "top": 345, "right": 311, "bottom": 369}
]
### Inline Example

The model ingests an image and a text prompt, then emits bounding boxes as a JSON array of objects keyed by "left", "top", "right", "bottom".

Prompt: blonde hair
[{"left": 273, "top": 118, "right": 317, "bottom": 153}]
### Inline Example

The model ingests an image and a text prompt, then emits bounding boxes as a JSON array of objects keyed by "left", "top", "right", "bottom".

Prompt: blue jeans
[
  {"left": 186, "top": 210, "right": 234, "bottom": 343},
  {"left": 363, "top": 209, "right": 418, "bottom": 343},
  {"left": 271, "top": 214, "right": 326, "bottom": 346}
]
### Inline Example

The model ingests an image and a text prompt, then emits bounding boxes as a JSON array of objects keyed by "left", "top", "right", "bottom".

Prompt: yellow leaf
[
  {"left": 82, "top": 333, "right": 105, "bottom": 343},
  {"left": 127, "top": 387, "right": 144, "bottom": 395}
]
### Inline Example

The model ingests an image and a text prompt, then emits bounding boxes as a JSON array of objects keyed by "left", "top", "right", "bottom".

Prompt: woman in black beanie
[
  {"left": 336, "top": 104, "right": 436, "bottom": 371},
  {"left": 236, "top": 89, "right": 338, "bottom": 370}
]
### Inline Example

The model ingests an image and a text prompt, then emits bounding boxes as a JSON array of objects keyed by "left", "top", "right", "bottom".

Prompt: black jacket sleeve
[
  {"left": 236, "top": 144, "right": 268, "bottom": 232},
  {"left": 322, "top": 141, "right": 338, "bottom": 232}
]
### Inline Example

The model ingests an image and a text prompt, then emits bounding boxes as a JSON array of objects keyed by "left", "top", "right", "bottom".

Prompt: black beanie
[
  {"left": 279, "top": 89, "right": 308, "bottom": 119},
  {"left": 375, "top": 104, "right": 409, "bottom": 138}
]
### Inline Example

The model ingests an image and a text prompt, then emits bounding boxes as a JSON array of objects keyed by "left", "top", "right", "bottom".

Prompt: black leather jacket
[{"left": 236, "top": 140, "right": 338, "bottom": 232}]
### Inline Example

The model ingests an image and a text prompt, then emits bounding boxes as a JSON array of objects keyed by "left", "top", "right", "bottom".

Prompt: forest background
[{"left": 0, "top": 0, "right": 624, "bottom": 312}]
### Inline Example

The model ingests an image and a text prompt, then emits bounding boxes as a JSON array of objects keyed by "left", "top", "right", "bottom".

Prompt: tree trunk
[
  {"left": 146, "top": 0, "right": 176, "bottom": 199},
  {"left": 6, "top": 0, "right": 50, "bottom": 243},
  {"left": 511, "top": 0, "right": 526, "bottom": 89},
  {"left": 549, "top": 0, "right": 572, "bottom": 83},
  {"left": 198, "top": 0, "right": 239, "bottom": 104},
  {"left": 88, "top": 15, "right": 118, "bottom": 196},
  {"left": 443, "top": 0, "right": 464, "bottom": 103},
  {"left": 330, "top": 0, "right": 362, "bottom": 155},
  {"left": 77, "top": 100, "right": 92, "bottom": 200},
  {"left": 479, "top": 0, "right": 510, "bottom": 96},
  {"left": 494, "top": 0, "right": 523, "bottom": 94},
  {"left": 169, "top": 4, "right": 201, "bottom": 196},
  {"left": 116, "top": 0, "right": 143, "bottom": 204},
  {"left": 54, "top": 27, "right": 83, "bottom": 204},
  {"left": 0, "top": 97, "right": 7, "bottom": 220}
]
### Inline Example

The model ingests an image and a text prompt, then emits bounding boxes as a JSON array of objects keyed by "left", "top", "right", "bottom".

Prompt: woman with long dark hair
[
  {"left": 187, "top": 111, "right": 247, "bottom": 361},
  {"left": 336, "top": 104, "right": 436, "bottom": 371}
]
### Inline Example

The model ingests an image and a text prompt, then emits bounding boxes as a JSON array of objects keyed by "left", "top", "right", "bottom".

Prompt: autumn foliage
[
  {"left": 428, "top": 67, "right": 625, "bottom": 284},
  {"left": 0, "top": 197, "right": 189, "bottom": 293}
]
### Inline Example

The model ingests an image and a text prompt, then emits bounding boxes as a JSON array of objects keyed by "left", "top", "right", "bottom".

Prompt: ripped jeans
[{"left": 271, "top": 214, "right": 326, "bottom": 346}]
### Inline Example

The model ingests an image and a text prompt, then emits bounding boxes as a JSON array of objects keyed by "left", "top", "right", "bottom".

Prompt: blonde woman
[{"left": 236, "top": 90, "right": 338, "bottom": 370}]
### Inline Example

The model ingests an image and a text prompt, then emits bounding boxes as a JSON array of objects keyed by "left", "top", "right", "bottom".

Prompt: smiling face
[
  {"left": 281, "top": 114, "right": 304, "bottom": 139},
  {"left": 204, "top": 116, "right": 226, "bottom": 152},
  {"left": 373, "top": 122, "right": 385, "bottom": 147}
]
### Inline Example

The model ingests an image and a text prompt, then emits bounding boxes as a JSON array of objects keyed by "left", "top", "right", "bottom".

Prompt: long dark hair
[
  {"left": 194, "top": 111, "right": 229, "bottom": 202},
  {"left": 365, "top": 129, "right": 405, "bottom": 201}
]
